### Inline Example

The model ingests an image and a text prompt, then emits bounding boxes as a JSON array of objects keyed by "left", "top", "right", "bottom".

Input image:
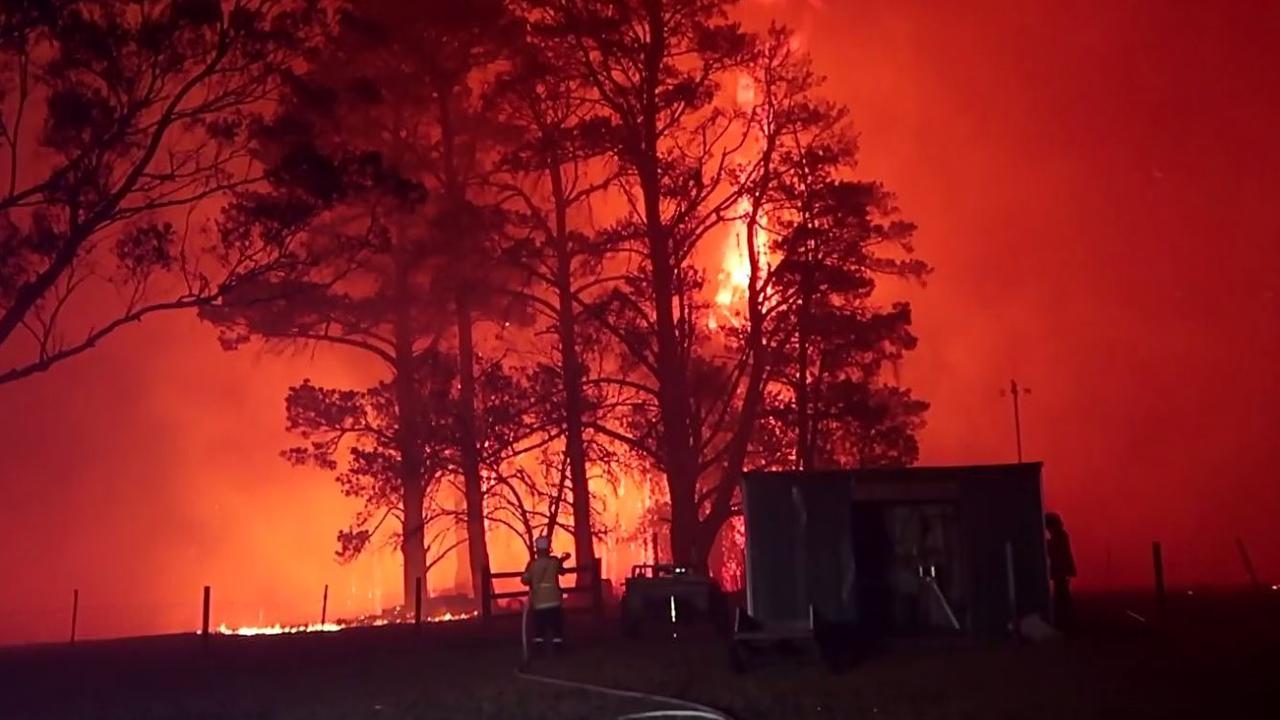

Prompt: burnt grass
[{"left": 1, "top": 591, "right": 1277, "bottom": 720}]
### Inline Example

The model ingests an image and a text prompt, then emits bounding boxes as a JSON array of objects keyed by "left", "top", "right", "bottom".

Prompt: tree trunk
[
  {"left": 796, "top": 250, "right": 815, "bottom": 471},
  {"left": 549, "top": 162, "right": 596, "bottom": 583},
  {"left": 392, "top": 255, "right": 428, "bottom": 607},
  {"left": 435, "top": 76, "right": 489, "bottom": 601},
  {"left": 451, "top": 491, "right": 471, "bottom": 593},
  {"left": 400, "top": 475, "right": 427, "bottom": 606},
  {"left": 560, "top": 297, "right": 596, "bottom": 581},
  {"left": 455, "top": 292, "right": 489, "bottom": 600},
  {"left": 639, "top": 0, "right": 700, "bottom": 568},
  {"left": 696, "top": 197, "right": 771, "bottom": 571}
]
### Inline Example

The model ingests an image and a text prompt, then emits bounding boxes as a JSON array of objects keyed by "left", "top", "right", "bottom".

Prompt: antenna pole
[{"left": 1009, "top": 379, "right": 1028, "bottom": 462}]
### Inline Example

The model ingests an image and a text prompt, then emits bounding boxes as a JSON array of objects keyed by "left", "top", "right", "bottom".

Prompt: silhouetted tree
[
  {"left": 485, "top": 16, "right": 620, "bottom": 579},
  {"left": 0, "top": 0, "right": 329, "bottom": 385},
  {"left": 199, "top": 0, "right": 929, "bottom": 590},
  {"left": 343, "top": 0, "right": 523, "bottom": 599},
  {"left": 199, "top": 4, "right": 445, "bottom": 604},
  {"left": 282, "top": 363, "right": 463, "bottom": 582},
  {"left": 754, "top": 55, "right": 929, "bottom": 469},
  {"left": 468, "top": 356, "right": 575, "bottom": 559},
  {"left": 699, "top": 26, "right": 830, "bottom": 551},
  {"left": 540, "top": 8, "right": 929, "bottom": 566},
  {"left": 533, "top": 0, "right": 757, "bottom": 567},
  {"left": 206, "top": 1, "right": 535, "bottom": 602}
]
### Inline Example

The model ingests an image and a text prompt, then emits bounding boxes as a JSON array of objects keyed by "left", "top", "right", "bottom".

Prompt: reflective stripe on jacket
[{"left": 521, "top": 555, "right": 563, "bottom": 609}]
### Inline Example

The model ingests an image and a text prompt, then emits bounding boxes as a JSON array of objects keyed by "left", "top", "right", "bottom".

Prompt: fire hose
[{"left": 514, "top": 599, "right": 734, "bottom": 720}]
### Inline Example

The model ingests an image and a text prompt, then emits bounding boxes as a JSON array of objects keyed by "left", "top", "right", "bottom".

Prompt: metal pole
[
  {"left": 321, "top": 584, "right": 329, "bottom": 625},
  {"left": 201, "top": 585, "right": 211, "bottom": 647},
  {"left": 1010, "top": 379, "right": 1024, "bottom": 462},
  {"left": 924, "top": 577, "right": 961, "bottom": 631},
  {"left": 1152, "top": 542, "right": 1166, "bottom": 619},
  {"left": 1004, "top": 541, "right": 1019, "bottom": 637},
  {"left": 70, "top": 589, "right": 79, "bottom": 645}
]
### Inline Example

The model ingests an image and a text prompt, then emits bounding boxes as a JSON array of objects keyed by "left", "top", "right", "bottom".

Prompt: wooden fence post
[
  {"left": 70, "top": 589, "right": 79, "bottom": 645},
  {"left": 592, "top": 557, "right": 604, "bottom": 616},
  {"left": 321, "top": 584, "right": 329, "bottom": 625},
  {"left": 480, "top": 565, "right": 492, "bottom": 622},
  {"left": 414, "top": 577, "right": 423, "bottom": 632},
  {"left": 201, "top": 585, "right": 211, "bottom": 647},
  {"left": 1235, "top": 538, "right": 1262, "bottom": 591},
  {"left": 1152, "top": 541, "right": 1166, "bottom": 619}
]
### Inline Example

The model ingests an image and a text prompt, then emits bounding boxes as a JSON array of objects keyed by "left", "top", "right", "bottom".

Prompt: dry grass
[{"left": 2, "top": 592, "right": 1276, "bottom": 720}]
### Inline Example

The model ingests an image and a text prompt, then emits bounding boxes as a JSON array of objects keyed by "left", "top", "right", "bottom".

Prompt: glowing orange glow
[{"left": 720, "top": 516, "right": 746, "bottom": 592}]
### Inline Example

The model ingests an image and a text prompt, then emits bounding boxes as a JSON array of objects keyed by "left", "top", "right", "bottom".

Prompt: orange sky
[{"left": 3, "top": 0, "right": 1279, "bottom": 644}]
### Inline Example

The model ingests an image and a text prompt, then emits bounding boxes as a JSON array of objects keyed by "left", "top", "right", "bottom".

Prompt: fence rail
[{"left": 480, "top": 558, "right": 605, "bottom": 620}]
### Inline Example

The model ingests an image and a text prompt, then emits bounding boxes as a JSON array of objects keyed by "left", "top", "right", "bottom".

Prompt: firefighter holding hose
[{"left": 522, "top": 535, "right": 570, "bottom": 654}]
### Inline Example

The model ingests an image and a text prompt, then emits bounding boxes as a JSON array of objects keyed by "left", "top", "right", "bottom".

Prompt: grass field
[{"left": 2, "top": 591, "right": 1277, "bottom": 719}]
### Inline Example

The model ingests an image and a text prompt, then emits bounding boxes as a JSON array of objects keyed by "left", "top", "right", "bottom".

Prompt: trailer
[{"left": 733, "top": 463, "right": 1050, "bottom": 669}]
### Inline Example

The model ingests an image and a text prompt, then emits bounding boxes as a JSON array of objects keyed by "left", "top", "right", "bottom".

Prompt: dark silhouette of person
[{"left": 1045, "top": 512, "right": 1077, "bottom": 632}]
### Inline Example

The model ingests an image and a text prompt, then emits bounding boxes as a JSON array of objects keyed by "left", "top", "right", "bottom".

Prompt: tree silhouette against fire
[{"left": 1, "top": 0, "right": 928, "bottom": 608}]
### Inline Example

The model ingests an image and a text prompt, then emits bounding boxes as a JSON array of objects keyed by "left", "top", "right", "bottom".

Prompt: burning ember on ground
[{"left": 214, "top": 611, "right": 476, "bottom": 636}]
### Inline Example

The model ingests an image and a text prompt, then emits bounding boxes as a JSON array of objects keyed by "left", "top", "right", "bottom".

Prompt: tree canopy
[{"left": 8, "top": 0, "right": 932, "bottom": 602}]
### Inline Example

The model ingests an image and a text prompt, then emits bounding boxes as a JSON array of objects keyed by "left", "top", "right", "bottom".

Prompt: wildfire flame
[
  {"left": 216, "top": 621, "right": 347, "bottom": 636},
  {"left": 217, "top": 55, "right": 806, "bottom": 622},
  {"left": 712, "top": 197, "right": 770, "bottom": 325},
  {"left": 213, "top": 610, "right": 476, "bottom": 636},
  {"left": 710, "top": 71, "right": 772, "bottom": 331}
]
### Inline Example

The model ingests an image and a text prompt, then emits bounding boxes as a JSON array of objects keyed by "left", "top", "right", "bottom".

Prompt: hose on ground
[{"left": 515, "top": 599, "right": 734, "bottom": 720}]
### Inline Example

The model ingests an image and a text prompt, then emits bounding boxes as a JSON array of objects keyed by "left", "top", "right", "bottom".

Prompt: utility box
[{"left": 741, "top": 463, "right": 1049, "bottom": 637}]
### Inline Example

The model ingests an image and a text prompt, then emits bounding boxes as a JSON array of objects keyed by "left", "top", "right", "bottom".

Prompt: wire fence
[
  {"left": 0, "top": 582, "right": 476, "bottom": 647},
  {"left": 2, "top": 537, "right": 1272, "bottom": 647}
]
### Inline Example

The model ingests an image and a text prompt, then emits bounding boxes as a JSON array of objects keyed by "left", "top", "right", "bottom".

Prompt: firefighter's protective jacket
[{"left": 521, "top": 554, "right": 564, "bottom": 609}]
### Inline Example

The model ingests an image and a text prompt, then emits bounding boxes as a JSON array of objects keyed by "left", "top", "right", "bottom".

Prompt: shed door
[
  {"left": 886, "top": 503, "right": 962, "bottom": 632},
  {"left": 743, "top": 478, "right": 804, "bottom": 623}
]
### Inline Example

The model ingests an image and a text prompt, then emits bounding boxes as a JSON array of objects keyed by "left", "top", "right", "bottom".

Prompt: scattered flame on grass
[
  {"left": 213, "top": 610, "right": 475, "bottom": 636},
  {"left": 216, "top": 622, "right": 345, "bottom": 636}
]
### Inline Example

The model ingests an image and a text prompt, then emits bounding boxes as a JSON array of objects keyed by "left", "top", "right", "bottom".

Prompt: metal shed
[{"left": 741, "top": 463, "right": 1049, "bottom": 637}]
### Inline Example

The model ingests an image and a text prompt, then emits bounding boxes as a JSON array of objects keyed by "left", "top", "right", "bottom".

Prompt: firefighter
[
  {"left": 521, "top": 535, "right": 570, "bottom": 654},
  {"left": 1045, "top": 512, "right": 1077, "bottom": 632}
]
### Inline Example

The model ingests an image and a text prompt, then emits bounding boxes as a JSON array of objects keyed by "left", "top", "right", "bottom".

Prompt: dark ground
[{"left": 1, "top": 591, "right": 1277, "bottom": 720}]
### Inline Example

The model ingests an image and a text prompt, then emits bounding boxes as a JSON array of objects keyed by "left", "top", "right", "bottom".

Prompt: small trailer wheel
[
  {"left": 620, "top": 593, "right": 642, "bottom": 638},
  {"left": 729, "top": 641, "right": 751, "bottom": 674}
]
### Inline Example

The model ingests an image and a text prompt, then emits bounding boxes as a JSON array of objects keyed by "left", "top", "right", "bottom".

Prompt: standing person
[
  {"left": 521, "top": 536, "right": 570, "bottom": 654},
  {"left": 1045, "top": 512, "right": 1077, "bottom": 632}
]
